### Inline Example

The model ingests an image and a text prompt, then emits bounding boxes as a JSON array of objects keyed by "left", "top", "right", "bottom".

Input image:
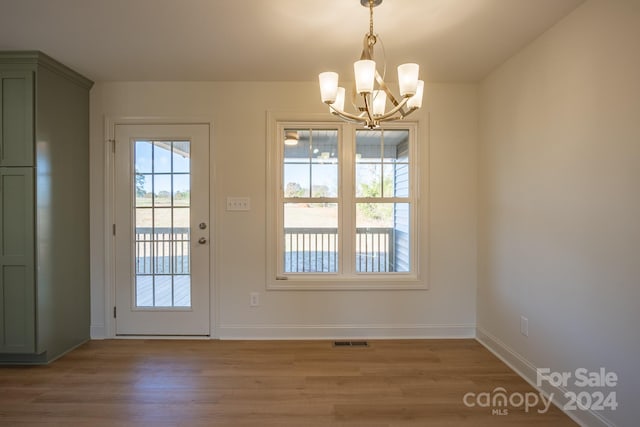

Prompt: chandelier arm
[
  {"left": 376, "top": 96, "right": 411, "bottom": 121},
  {"left": 375, "top": 73, "right": 400, "bottom": 107},
  {"left": 394, "top": 104, "right": 412, "bottom": 118},
  {"left": 339, "top": 115, "right": 370, "bottom": 126},
  {"left": 328, "top": 103, "right": 368, "bottom": 123},
  {"left": 378, "top": 107, "right": 419, "bottom": 123},
  {"left": 376, "top": 32, "right": 387, "bottom": 83},
  {"left": 341, "top": 114, "right": 374, "bottom": 127},
  {"left": 360, "top": 34, "right": 373, "bottom": 60},
  {"left": 378, "top": 115, "right": 402, "bottom": 123},
  {"left": 350, "top": 84, "right": 367, "bottom": 114},
  {"left": 401, "top": 106, "right": 419, "bottom": 119},
  {"left": 362, "top": 93, "right": 375, "bottom": 124}
]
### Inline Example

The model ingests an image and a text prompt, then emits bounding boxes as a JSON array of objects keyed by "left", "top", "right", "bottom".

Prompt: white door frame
[{"left": 103, "top": 116, "right": 218, "bottom": 339}]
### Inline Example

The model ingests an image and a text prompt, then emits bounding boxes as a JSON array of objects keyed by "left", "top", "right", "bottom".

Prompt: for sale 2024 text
[{"left": 537, "top": 368, "right": 618, "bottom": 411}]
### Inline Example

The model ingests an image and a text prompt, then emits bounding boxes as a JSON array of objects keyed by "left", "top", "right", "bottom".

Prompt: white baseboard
[
  {"left": 90, "top": 324, "right": 106, "bottom": 339},
  {"left": 476, "top": 327, "right": 615, "bottom": 427},
  {"left": 217, "top": 323, "right": 475, "bottom": 340}
]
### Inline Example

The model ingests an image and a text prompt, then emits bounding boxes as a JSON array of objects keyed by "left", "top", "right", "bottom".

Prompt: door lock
[{"left": 199, "top": 222, "right": 207, "bottom": 230}]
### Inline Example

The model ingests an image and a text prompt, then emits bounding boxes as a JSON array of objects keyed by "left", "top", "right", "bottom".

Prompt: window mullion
[
  {"left": 341, "top": 124, "right": 355, "bottom": 277},
  {"left": 283, "top": 197, "right": 338, "bottom": 204}
]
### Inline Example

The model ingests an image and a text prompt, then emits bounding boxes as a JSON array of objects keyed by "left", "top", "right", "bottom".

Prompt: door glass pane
[
  {"left": 173, "top": 174, "right": 190, "bottom": 206},
  {"left": 174, "top": 276, "right": 191, "bottom": 307},
  {"left": 154, "top": 276, "right": 172, "bottom": 306},
  {"left": 153, "top": 175, "right": 172, "bottom": 206},
  {"left": 135, "top": 276, "right": 153, "bottom": 307},
  {"left": 172, "top": 142, "right": 190, "bottom": 173},
  {"left": 153, "top": 142, "right": 172, "bottom": 173},
  {"left": 135, "top": 141, "right": 153, "bottom": 173},
  {"left": 134, "top": 140, "right": 192, "bottom": 308},
  {"left": 135, "top": 174, "right": 152, "bottom": 206}
]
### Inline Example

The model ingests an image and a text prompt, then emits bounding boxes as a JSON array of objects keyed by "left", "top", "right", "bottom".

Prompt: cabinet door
[
  {"left": 0, "top": 70, "right": 34, "bottom": 166},
  {"left": 0, "top": 167, "right": 35, "bottom": 353}
]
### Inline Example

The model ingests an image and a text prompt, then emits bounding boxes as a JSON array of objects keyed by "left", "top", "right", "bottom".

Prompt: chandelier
[{"left": 318, "top": 0, "right": 424, "bottom": 129}]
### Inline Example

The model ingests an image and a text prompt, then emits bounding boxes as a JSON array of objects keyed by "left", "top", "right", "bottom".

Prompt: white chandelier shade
[
  {"left": 397, "top": 63, "right": 420, "bottom": 97},
  {"left": 319, "top": 71, "right": 339, "bottom": 103},
  {"left": 354, "top": 60, "right": 376, "bottom": 94},
  {"left": 318, "top": 0, "right": 424, "bottom": 129},
  {"left": 408, "top": 80, "right": 424, "bottom": 109}
]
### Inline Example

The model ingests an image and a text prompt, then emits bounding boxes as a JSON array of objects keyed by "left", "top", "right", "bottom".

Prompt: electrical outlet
[
  {"left": 250, "top": 292, "right": 260, "bottom": 307},
  {"left": 520, "top": 316, "right": 529, "bottom": 337},
  {"left": 227, "top": 197, "right": 250, "bottom": 211}
]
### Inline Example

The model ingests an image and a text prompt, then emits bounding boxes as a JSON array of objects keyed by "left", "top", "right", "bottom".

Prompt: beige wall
[
  {"left": 478, "top": 1, "right": 640, "bottom": 425},
  {"left": 86, "top": 1, "right": 640, "bottom": 423},
  {"left": 89, "top": 81, "right": 478, "bottom": 339}
]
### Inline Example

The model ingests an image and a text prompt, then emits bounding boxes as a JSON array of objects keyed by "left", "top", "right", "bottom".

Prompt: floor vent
[{"left": 333, "top": 341, "right": 369, "bottom": 348}]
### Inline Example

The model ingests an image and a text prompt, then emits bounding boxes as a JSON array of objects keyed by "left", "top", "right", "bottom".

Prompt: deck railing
[
  {"left": 354, "top": 227, "right": 396, "bottom": 273},
  {"left": 134, "top": 226, "right": 396, "bottom": 275},
  {"left": 284, "top": 227, "right": 395, "bottom": 273},
  {"left": 135, "top": 227, "right": 190, "bottom": 275}
]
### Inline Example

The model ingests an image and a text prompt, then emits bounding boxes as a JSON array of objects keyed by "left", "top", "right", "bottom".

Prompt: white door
[{"left": 114, "top": 123, "right": 210, "bottom": 336}]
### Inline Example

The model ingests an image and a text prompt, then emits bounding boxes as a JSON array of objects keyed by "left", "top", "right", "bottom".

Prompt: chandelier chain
[{"left": 369, "top": 0, "right": 374, "bottom": 36}]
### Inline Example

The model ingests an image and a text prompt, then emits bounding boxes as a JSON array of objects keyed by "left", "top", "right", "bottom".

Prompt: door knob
[{"left": 198, "top": 237, "right": 207, "bottom": 244}]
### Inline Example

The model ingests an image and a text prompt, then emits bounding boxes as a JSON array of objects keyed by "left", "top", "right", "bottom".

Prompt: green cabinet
[
  {"left": 0, "top": 70, "right": 34, "bottom": 166},
  {"left": 0, "top": 52, "right": 93, "bottom": 364},
  {"left": 0, "top": 168, "right": 35, "bottom": 353}
]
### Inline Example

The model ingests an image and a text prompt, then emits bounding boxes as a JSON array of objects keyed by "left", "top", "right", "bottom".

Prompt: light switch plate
[{"left": 226, "top": 197, "right": 250, "bottom": 211}]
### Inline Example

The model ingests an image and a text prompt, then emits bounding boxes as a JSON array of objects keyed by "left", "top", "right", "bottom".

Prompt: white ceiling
[{"left": 0, "top": 0, "right": 583, "bottom": 83}]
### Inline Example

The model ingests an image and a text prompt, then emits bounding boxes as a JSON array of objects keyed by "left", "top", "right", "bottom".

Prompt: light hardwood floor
[{"left": 0, "top": 339, "right": 576, "bottom": 426}]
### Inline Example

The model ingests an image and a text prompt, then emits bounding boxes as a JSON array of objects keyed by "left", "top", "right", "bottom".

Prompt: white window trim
[{"left": 266, "top": 111, "right": 426, "bottom": 290}]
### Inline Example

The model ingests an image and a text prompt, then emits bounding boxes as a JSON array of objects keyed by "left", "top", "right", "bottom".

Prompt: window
[
  {"left": 283, "top": 129, "right": 339, "bottom": 273},
  {"left": 355, "top": 129, "right": 411, "bottom": 273},
  {"left": 267, "top": 115, "right": 421, "bottom": 289}
]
